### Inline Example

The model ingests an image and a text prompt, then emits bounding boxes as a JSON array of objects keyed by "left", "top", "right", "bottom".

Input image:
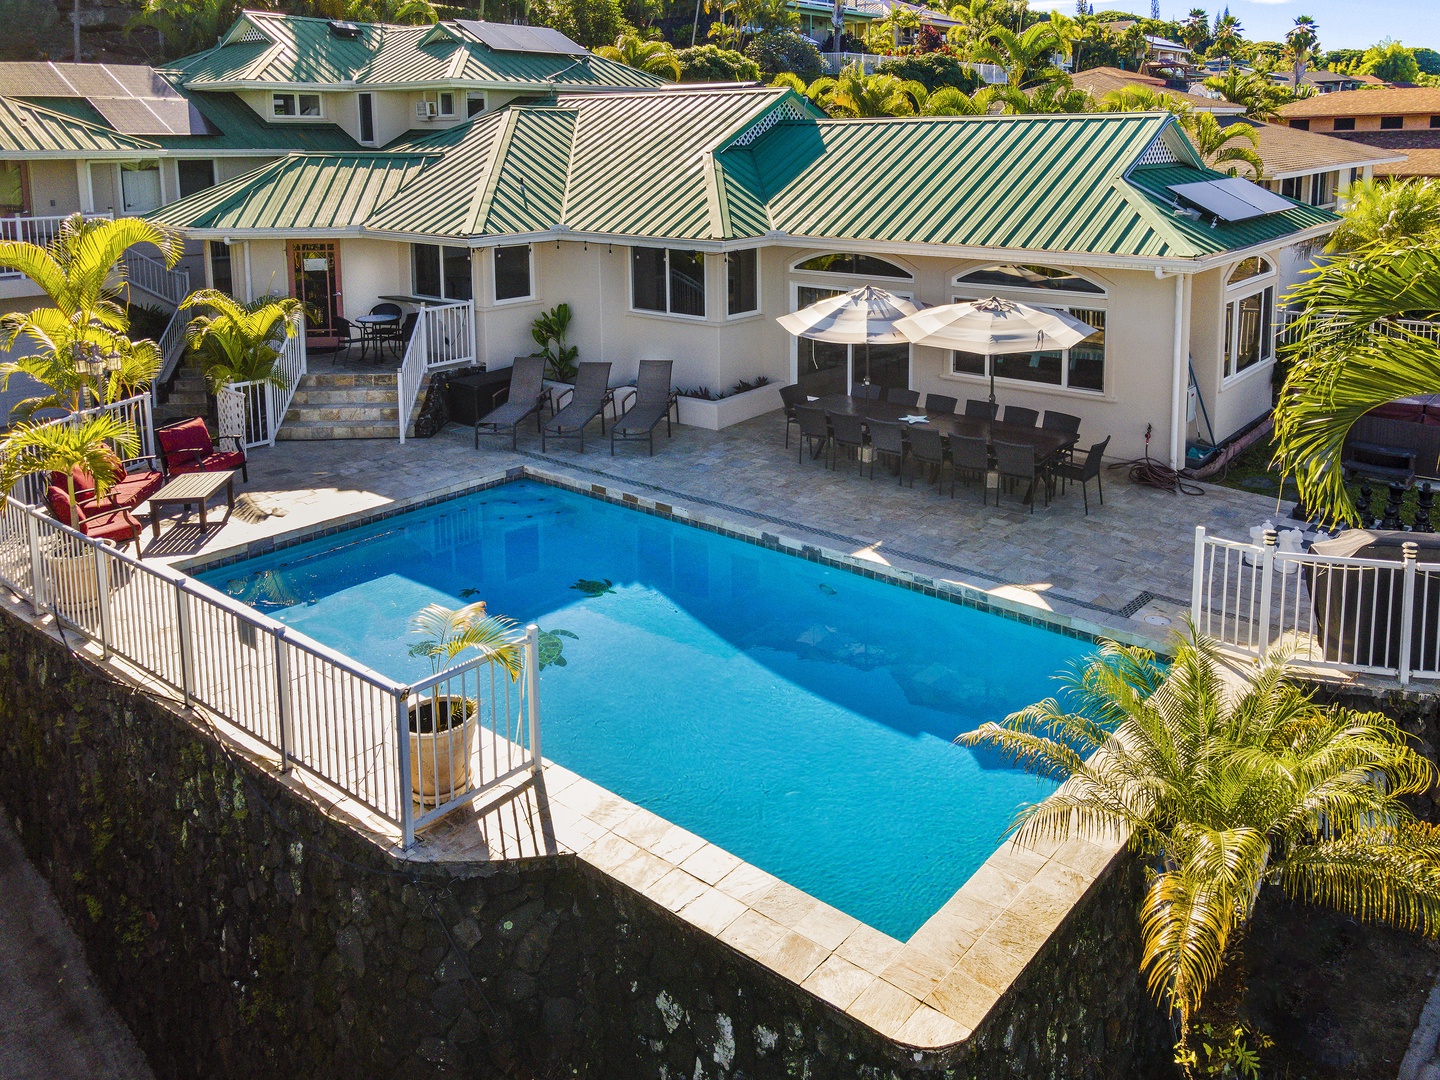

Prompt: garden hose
[{"left": 1108, "top": 424, "right": 1206, "bottom": 496}]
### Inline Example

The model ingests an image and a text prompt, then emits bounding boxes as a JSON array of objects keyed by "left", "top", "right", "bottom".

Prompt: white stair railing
[
  {"left": 214, "top": 312, "right": 307, "bottom": 448},
  {"left": 395, "top": 301, "right": 474, "bottom": 443},
  {"left": 397, "top": 312, "right": 429, "bottom": 444},
  {"left": 123, "top": 250, "right": 191, "bottom": 308},
  {"left": 151, "top": 305, "right": 190, "bottom": 404}
]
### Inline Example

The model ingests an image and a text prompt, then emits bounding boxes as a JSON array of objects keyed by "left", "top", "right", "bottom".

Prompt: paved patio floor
[{"left": 146, "top": 409, "right": 1294, "bottom": 647}]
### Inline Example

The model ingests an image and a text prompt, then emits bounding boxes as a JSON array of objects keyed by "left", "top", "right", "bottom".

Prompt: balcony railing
[{"left": 0, "top": 214, "right": 112, "bottom": 278}]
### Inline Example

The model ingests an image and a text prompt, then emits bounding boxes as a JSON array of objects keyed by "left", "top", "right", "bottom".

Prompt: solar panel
[
  {"left": 454, "top": 20, "right": 588, "bottom": 55},
  {"left": 1168, "top": 176, "right": 1295, "bottom": 222},
  {"left": 0, "top": 63, "right": 75, "bottom": 97},
  {"left": 90, "top": 95, "right": 212, "bottom": 136}
]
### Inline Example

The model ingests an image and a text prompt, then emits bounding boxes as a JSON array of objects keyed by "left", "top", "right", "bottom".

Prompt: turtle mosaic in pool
[{"left": 199, "top": 479, "right": 1092, "bottom": 939}]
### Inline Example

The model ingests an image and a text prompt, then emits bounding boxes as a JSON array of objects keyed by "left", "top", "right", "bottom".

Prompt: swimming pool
[{"left": 199, "top": 479, "right": 1090, "bottom": 939}]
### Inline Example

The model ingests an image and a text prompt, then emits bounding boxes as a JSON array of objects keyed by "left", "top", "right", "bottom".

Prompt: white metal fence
[
  {"left": 215, "top": 313, "right": 307, "bottom": 448},
  {"left": 6, "top": 392, "right": 155, "bottom": 506},
  {"left": 1192, "top": 526, "right": 1440, "bottom": 685},
  {"left": 0, "top": 494, "right": 542, "bottom": 845},
  {"left": 1277, "top": 309, "right": 1440, "bottom": 347},
  {"left": 123, "top": 250, "right": 190, "bottom": 308},
  {"left": 0, "top": 214, "right": 112, "bottom": 277},
  {"left": 397, "top": 300, "right": 474, "bottom": 443}
]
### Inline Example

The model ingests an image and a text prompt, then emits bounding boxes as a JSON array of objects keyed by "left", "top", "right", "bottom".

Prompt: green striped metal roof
[
  {"left": 148, "top": 153, "right": 432, "bottom": 231},
  {"left": 170, "top": 11, "right": 665, "bottom": 91},
  {"left": 152, "top": 87, "right": 1335, "bottom": 263},
  {"left": 152, "top": 86, "right": 362, "bottom": 152},
  {"left": 0, "top": 96, "right": 159, "bottom": 155}
]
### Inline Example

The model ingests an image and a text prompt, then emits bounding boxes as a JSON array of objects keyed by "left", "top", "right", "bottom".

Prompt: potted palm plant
[
  {"left": 181, "top": 290, "right": 305, "bottom": 444},
  {"left": 405, "top": 601, "right": 524, "bottom": 806},
  {"left": 0, "top": 414, "right": 139, "bottom": 617}
]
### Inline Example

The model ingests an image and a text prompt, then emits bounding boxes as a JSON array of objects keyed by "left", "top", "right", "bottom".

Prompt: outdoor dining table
[
  {"left": 814, "top": 394, "right": 1075, "bottom": 460},
  {"left": 355, "top": 312, "right": 398, "bottom": 360}
]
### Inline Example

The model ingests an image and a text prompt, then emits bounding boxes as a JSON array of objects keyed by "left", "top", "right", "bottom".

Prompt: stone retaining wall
[{"left": 0, "top": 609, "right": 1172, "bottom": 1079}]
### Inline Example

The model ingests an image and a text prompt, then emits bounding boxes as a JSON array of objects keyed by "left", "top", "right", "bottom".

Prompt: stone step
[
  {"left": 164, "top": 390, "right": 208, "bottom": 406},
  {"left": 275, "top": 419, "right": 398, "bottom": 440},
  {"left": 297, "top": 372, "right": 399, "bottom": 389},
  {"left": 282, "top": 404, "right": 399, "bottom": 423},
  {"left": 289, "top": 387, "right": 398, "bottom": 406}
]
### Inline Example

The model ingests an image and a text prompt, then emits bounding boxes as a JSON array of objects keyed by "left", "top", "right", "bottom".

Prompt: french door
[{"left": 288, "top": 242, "right": 343, "bottom": 339}]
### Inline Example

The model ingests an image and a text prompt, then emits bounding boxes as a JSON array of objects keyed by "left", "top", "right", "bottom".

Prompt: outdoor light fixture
[{"left": 75, "top": 342, "right": 123, "bottom": 380}]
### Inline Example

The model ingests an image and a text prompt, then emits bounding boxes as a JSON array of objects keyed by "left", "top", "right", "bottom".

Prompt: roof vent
[{"left": 328, "top": 20, "right": 363, "bottom": 38}]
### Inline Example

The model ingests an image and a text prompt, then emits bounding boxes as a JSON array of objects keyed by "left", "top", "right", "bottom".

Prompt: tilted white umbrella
[
  {"left": 893, "top": 296, "right": 1096, "bottom": 408},
  {"left": 777, "top": 286, "right": 923, "bottom": 391}
]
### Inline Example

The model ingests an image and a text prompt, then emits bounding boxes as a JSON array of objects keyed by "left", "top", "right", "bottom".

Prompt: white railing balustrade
[
  {"left": 0, "top": 494, "right": 542, "bottom": 846},
  {"left": 5, "top": 392, "right": 155, "bottom": 506},
  {"left": 1192, "top": 525, "right": 1440, "bottom": 685},
  {"left": 396, "top": 300, "right": 473, "bottom": 443},
  {"left": 123, "top": 250, "right": 190, "bottom": 308},
  {"left": 0, "top": 214, "right": 112, "bottom": 278},
  {"left": 1277, "top": 309, "right": 1440, "bottom": 348},
  {"left": 152, "top": 305, "right": 190, "bottom": 403},
  {"left": 214, "top": 312, "right": 307, "bottom": 448}
]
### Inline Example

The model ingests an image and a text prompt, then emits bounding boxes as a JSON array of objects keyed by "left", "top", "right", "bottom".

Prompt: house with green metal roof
[{"left": 151, "top": 83, "right": 1335, "bottom": 465}]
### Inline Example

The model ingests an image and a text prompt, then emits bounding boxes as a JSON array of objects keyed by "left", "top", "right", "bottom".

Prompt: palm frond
[{"left": 1275, "top": 823, "right": 1440, "bottom": 935}]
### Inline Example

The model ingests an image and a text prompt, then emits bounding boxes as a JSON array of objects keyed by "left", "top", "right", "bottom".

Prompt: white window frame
[
  {"left": 725, "top": 248, "right": 761, "bottom": 320},
  {"left": 411, "top": 242, "right": 473, "bottom": 302},
  {"left": 272, "top": 92, "right": 322, "bottom": 120},
  {"left": 629, "top": 246, "right": 708, "bottom": 321},
  {"left": 492, "top": 243, "right": 535, "bottom": 305},
  {"left": 423, "top": 91, "right": 457, "bottom": 118},
  {"left": 788, "top": 251, "right": 914, "bottom": 281},
  {"left": 1223, "top": 257, "right": 1278, "bottom": 384},
  {"left": 788, "top": 281, "right": 913, "bottom": 391},
  {"left": 357, "top": 92, "right": 375, "bottom": 145}
]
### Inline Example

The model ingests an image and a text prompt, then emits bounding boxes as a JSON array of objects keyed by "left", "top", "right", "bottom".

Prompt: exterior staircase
[
  {"left": 152, "top": 366, "right": 209, "bottom": 428},
  {"left": 276, "top": 370, "right": 409, "bottom": 440}
]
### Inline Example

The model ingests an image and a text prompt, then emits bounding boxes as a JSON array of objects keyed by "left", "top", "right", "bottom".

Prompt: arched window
[
  {"left": 793, "top": 253, "right": 912, "bottom": 279},
  {"left": 1227, "top": 257, "right": 1274, "bottom": 286},
  {"left": 953, "top": 264, "right": 1106, "bottom": 295}
]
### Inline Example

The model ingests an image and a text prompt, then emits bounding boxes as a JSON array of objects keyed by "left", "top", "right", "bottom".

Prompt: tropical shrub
[
  {"left": 530, "top": 304, "right": 579, "bottom": 382},
  {"left": 531, "top": 0, "right": 632, "bottom": 49},
  {"left": 0, "top": 415, "right": 139, "bottom": 527},
  {"left": 594, "top": 33, "right": 681, "bottom": 79},
  {"left": 408, "top": 601, "right": 524, "bottom": 677},
  {"left": 875, "top": 53, "right": 980, "bottom": 93},
  {"left": 960, "top": 629, "right": 1440, "bottom": 1074},
  {"left": 1327, "top": 177, "right": 1440, "bottom": 252},
  {"left": 744, "top": 29, "right": 824, "bottom": 83},
  {"left": 180, "top": 290, "right": 304, "bottom": 393},
  {"left": 676, "top": 44, "right": 761, "bottom": 82}
]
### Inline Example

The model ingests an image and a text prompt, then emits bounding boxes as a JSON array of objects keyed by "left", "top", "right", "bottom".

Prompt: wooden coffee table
[{"left": 149, "top": 470, "right": 237, "bottom": 536}]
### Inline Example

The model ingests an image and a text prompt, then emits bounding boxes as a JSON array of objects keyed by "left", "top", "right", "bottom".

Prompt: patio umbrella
[
  {"left": 777, "top": 286, "right": 923, "bottom": 391},
  {"left": 893, "top": 296, "right": 1095, "bottom": 408}
]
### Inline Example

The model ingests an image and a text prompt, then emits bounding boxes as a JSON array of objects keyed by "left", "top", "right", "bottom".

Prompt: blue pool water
[{"left": 200, "top": 480, "right": 1090, "bottom": 938}]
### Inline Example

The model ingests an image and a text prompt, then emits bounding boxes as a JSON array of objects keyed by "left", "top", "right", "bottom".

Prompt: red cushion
[
  {"left": 82, "top": 469, "right": 163, "bottom": 513},
  {"left": 157, "top": 419, "right": 214, "bottom": 463},
  {"left": 170, "top": 450, "right": 244, "bottom": 475},
  {"left": 79, "top": 508, "right": 140, "bottom": 544},
  {"left": 46, "top": 484, "right": 82, "bottom": 525}
]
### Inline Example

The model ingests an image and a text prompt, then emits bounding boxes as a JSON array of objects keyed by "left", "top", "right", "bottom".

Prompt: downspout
[
  {"left": 243, "top": 240, "right": 253, "bottom": 303},
  {"left": 1169, "top": 271, "right": 1188, "bottom": 471}
]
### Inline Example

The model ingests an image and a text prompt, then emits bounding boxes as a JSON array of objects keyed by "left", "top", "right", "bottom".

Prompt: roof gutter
[{"left": 1265, "top": 153, "right": 1410, "bottom": 180}]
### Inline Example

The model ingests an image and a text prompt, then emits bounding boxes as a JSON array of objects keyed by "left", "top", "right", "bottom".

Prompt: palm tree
[
  {"left": 1202, "top": 68, "right": 1281, "bottom": 119},
  {"left": 1209, "top": 10, "right": 1243, "bottom": 59},
  {"left": 1285, "top": 15, "right": 1318, "bottom": 88},
  {"left": 1184, "top": 112, "right": 1264, "bottom": 179},
  {"left": 974, "top": 23, "right": 1064, "bottom": 89},
  {"left": 180, "top": 290, "right": 305, "bottom": 395},
  {"left": 958, "top": 629, "right": 1440, "bottom": 1064},
  {"left": 0, "top": 414, "right": 138, "bottom": 526},
  {"left": 919, "top": 85, "right": 998, "bottom": 115},
  {"left": 1326, "top": 177, "right": 1440, "bottom": 252},
  {"left": 1177, "top": 8, "right": 1210, "bottom": 54},
  {"left": 408, "top": 601, "right": 525, "bottom": 677},
  {"left": 0, "top": 214, "right": 180, "bottom": 418},
  {"left": 1273, "top": 242, "right": 1440, "bottom": 523},
  {"left": 1097, "top": 85, "right": 1190, "bottom": 116},
  {"left": 594, "top": 33, "right": 681, "bottom": 80},
  {"left": 806, "top": 63, "right": 927, "bottom": 117}
]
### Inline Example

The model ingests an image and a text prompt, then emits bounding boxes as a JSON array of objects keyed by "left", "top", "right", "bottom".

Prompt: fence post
[
  {"left": 1257, "top": 529, "right": 1277, "bottom": 658},
  {"left": 94, "top": 545, "right": 112, "bottom": 659},
  {"left": 25, "top": 511, "right": 44, "bottom": 614},
  {"left": 1191, "top": 525, "right": 1206, "bottom": 629},
  {"left": 397, "top": 691, "right": 415, "bottom": 847},
  {"left": 175, "top": 582, "right": 195, "bottom": 707},
  {"left": 1399, "top": 541, "right": 1418, "bottom": 686},
  {"left": 274, "top": 627, "right": 295, "bottom": 771},
  {"left": 525, "top": 623, "right": 542, "bottom": 773}
]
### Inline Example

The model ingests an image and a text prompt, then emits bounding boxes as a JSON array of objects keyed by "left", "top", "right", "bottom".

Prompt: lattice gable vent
[{"left": 731, "top": 100, "right": 805, "bottom": 147}]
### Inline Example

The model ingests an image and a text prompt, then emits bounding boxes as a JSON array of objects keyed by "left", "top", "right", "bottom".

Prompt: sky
[{"left": 1027, "top": 0, "right": 1436, "bottom": 51}]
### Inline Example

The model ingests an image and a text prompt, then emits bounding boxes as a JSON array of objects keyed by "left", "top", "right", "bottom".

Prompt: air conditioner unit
[{"left": 415, "top": 101, "right": 437, "bottom": 120}]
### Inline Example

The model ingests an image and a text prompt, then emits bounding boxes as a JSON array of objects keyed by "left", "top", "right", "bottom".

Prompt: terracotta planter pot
[{"left": 407, "top": 692, "right": 476, "bottom": 807}]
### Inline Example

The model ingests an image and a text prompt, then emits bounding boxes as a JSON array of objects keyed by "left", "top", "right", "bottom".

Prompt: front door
[{"left": 289, "top": 242, "right": 342, "bottom": 341}]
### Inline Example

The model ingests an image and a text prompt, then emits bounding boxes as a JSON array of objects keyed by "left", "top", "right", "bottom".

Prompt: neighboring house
[
  {"left": 1278, "top": 87, "right": 1440, "bottom": 177},
  {"left": 1070, "top": 67, "right": 1404, "bottom": 225},
  {"left": 1267, "top": 70, "right": 1386, "bottom": 94},
  {"left": 152, "top": 80, "right": 1337, "bottom": 469},
  {"left": 790, "top": 0, "right": 960, "bottom": 47}
]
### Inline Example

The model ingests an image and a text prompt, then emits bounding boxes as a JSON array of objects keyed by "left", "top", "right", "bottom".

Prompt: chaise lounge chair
[
  {"left": 542, "top": 362, "right": 613, "bottom": 453},
  {"left": 474, "top": 357, "right": 550, "bottom": 450},
  {"left": 611, "top": 360, "right": 678, "bottom": 456}
]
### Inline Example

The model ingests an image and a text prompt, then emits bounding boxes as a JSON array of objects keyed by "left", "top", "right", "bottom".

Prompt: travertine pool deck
[{"left": 108, "top": 412, "right": 1293, "bottom": 1049}]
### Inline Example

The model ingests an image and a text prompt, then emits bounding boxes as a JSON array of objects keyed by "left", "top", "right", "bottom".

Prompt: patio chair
[
  {"left": 475, "top": 356, "right": 549, "bottom": 450},
  {"left": 779, "top": 383, "right": 806, "bottom": 448},
  {"left": 795, "top": 405, "right": 830, "bottom": 465},
  {"left": 867, "top": 419, "right": 907, "bottom": 483},
  {"left": 1052, "top": 436, "right": 1110, "bottom": 515},
  {"left": 612, "top": 360, "right": 679, "bottom": 457},
  {"left": 332, "top": 317, "right": 363, "bottom": 364},
  {"left": 45, "top": 485, "right": 143, "bottom": 554},
  {"left": 886, "top": 388, "right": 920, "bottom": 408},
  {"left": 852, "top": 384, "right": 883, "bottom": 401},
  {"left": 391, "top": 312, "right": 418, "bottom": 359},
  {"left": 155, "top": 418, "right": 247, "bottom": 482},
  {"left": 51, "top": 453, "right": 163, "bottom": 516},
  {"left": 992, "top": 440, "right": 1045, "bottom": 512},
  {"left": 1002, "top": 406, "right": 1039, "bottom": 428},
  {"left": 1042, "top": 410, "right": 1082, "bottom": 437},
  {"left": 905, "top": 426, "right": 951, "bottom": 495},
  {"left": 924, "top": 394, "right": 958, "bottom": 415},
  {"left": 542, "top": 361, "right": 613, "bottom": 452},
  {"left": 828, "top": 411, "right": 867, "bottom": 473},
  {"left": 951, "top": 434, "right": 989, "bottom": 499},
  {"left": 965, "top": 399, "right": 998, "bottom": 420}
]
